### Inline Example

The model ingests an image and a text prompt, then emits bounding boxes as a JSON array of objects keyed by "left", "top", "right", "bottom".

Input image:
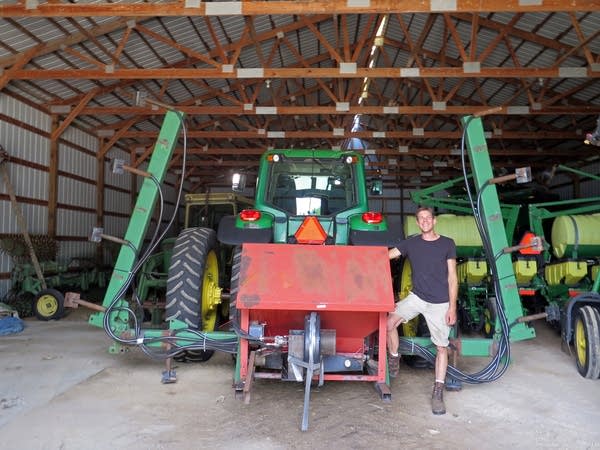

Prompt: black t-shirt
[{"left": 396, "top": 234, "right": 457, "bottom": 304}]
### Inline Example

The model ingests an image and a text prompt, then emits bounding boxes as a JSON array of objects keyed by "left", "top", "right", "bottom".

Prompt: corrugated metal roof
[{"left": 0, "top": 7, "right": 597, "bottom": 187}]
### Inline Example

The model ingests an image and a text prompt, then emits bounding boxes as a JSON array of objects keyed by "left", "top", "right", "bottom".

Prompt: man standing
[{"left": 387, "top": 206, "right": 458, "bottom": 415}]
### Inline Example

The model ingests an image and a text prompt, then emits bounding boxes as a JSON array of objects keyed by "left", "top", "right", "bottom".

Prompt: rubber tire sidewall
[
  {"left": 33, "top": 288, "right": 65, "bottom": 321},
  {"left": 165, "top": 227, "right": 219, "bottom": 363},
  {"left": 574, "top": 305, "right": 600, "bottom": 379}
]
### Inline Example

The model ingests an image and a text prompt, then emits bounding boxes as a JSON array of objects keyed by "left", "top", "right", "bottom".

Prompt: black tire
[
  {"left": 481, "top": 296, "right": 497, "bottom": 339},
  {"left": 32, "top": 288, "right": 64, "bottom": 321},
  {"left": 229, "top": 245, "right": 242, "bottom": 324},
  {"left": 573, "top": 306, "right": 600, "bottom": 379},
  {"left": 166, "top": 228, "right": 221, "bottom": 362}
]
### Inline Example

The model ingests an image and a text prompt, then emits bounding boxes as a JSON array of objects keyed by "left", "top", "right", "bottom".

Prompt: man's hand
[
  {"left": 388, "top": 247, "right": 401, "bottom": 259},
  {"left": 446, "top": 307, "right": 457, "bottom": 326}
]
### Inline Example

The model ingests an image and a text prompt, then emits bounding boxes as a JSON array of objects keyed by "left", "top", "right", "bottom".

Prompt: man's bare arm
[
  {"left": 446, "top": 258, "right": 458, "bottom": 325},
  {"left": 389, "top": 247, "right": 401, "bottom": 259}
]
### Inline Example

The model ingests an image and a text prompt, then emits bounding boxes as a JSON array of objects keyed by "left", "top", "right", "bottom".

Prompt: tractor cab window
[{"left": 267, "top": 156, "right": 357, "bottom": 215}]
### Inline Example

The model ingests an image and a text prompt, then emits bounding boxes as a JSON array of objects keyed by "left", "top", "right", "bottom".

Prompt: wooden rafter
[{"left": 2, "top": 1, "right": 599, "bottom": 17}]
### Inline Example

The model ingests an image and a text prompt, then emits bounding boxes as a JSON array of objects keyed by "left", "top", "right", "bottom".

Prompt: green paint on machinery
[
  {"left": 407, "top": 148, "right": 600, "bottom": 379},
  {"left": 83, "top": 108, "right": 398, "bottom": 430},
  {"left": 524, "top": 165, "right": 600, "bottom": 378},
  {"left": 132, "top": 192, "right": 253, "bottom": 331},
  {"left": 406, "top": 173, "right": 525, "bottom": 337},
  {"left": 0, "top": 234, "right": 108, "bottom": 320},
  {"left": 79, "top": 108, "right": 573, "bottom": 432}
]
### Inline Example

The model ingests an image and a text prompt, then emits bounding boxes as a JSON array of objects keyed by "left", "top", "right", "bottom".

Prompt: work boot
[
  {"left": 387, "top": 353, "right": 400, "bottom": 378},
  {"left": 431, "top": 382, "right": 446, "bottom": 415}
]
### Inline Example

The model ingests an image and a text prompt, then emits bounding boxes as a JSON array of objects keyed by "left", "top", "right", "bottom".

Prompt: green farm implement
[{"left": 67, "top": 105, "right": 549, "bottom": 430}]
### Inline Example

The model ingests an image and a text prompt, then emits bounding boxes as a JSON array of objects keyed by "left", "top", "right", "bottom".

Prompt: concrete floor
[{"left": 1, "top": 309, "right": 600, "bottom": 450}]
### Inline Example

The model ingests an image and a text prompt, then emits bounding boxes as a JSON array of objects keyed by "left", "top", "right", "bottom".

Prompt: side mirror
[
  {"left": 232, "top": 173, "right": 247, "bottom": 192},
  {"left": 369, "top": 179, "right": 383, "bottom": 196}
]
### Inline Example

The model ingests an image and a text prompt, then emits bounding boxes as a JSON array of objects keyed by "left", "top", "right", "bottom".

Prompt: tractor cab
[{"left": 218, "top": 149, "right": 395, "bottom": 247}]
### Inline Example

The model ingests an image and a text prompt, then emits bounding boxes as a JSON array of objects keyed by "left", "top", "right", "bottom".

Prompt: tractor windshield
[{"left": 266, "top": 156, "right": 357, "bottom": 216}]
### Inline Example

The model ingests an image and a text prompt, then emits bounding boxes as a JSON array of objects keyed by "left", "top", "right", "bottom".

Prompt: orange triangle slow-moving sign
[{"left": 295, "top": 216, "right": 327, "bottom": 244}]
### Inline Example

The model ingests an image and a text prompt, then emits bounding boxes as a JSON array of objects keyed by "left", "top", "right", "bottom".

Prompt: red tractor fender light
[
  {"left": 362, "top": 211, "right": 383, "bottom": 224},
  {"left": 240, "top": 209, "right": 261, "bottom": 222}
]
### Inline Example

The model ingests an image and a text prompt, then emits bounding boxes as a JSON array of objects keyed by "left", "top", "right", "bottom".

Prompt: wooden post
[
  {"left": 48, "top": 114, "right": 59, "bottom": 238},
  {"left": 0, "top": 146, "right": 47, "bottom": 290}
]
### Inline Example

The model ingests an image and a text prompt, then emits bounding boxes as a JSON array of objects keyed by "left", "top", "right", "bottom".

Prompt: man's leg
[
  {"left": 423, "top": 303, "right": 451, "bottom": 415},
  {"left": 386, "top": 313, "right": 403, "bottom": 377},
  {"left": 431, "top": 345, "right": 448, "bottom": 414},
  {"left": 435, "top": 345, "right": 448, "bottom": 383},
  {"left": 386, "top": 313, "right": 403, "bottom": 355},
  {"left": 386, "top": 294, "right": 421, "bottom": 378}
]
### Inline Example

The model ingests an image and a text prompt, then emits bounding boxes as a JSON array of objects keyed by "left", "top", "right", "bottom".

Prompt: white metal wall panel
[
  {"left": 56, "top": 209, "right": 95, "bottom": 240},
  {"left": 2, "top": 203, "right": 49, "bottom": 235},
  {"left": 0, "top": 94, "right": 106, "bottom": 298},
  {"left": 56, "top": 241, "right": 98, "bottom": 264},
  {"left": 58, "top": 177, "right": 95, "bottom": 210},
  {"left": 104, "top": 189, "right": 131, "bottom": 215},
  {"left": 103, "top": 216, "right": 130, "bottom": 238},
  {"left": 104, "top": 154, "right": 131, "bottom": 190},
  {"left": 0, "top": 280, "right": 10, "bottom": 300},
  {"left": 59, "top": 145, "right": 96, "bottom": 180},
  {"left": 0, "top": 94, "right": 51, "bottom": 133},
  {"left": 579, "top": 161, "right": 600, "bottom": 198}
]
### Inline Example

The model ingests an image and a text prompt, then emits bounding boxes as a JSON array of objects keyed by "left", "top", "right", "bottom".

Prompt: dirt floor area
[{"left": 1, "top": 308, "right": 600, "bottom": 450}]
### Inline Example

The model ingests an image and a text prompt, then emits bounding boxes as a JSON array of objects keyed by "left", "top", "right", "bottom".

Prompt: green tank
[
  {"left": 551, "top": 214, "right": 600, "bottom": 258},
  {"left": 404, "top": 214, "right": 483, "bottom": 258}
]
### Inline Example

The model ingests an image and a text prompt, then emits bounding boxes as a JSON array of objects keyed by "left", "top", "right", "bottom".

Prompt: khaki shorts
[{"left": 393, "top": 292, "right": 450, "bottom": 347}]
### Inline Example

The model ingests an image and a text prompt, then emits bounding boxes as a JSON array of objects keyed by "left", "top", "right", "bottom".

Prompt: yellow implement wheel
[
  {"left": 33, "top": 288, "right": 65, "bottom": 321},
  {"left": 201, "top": 249, "right": 220, "bottom": 333},
  {"left": 482, "top": 297, "right": 497, "bottom": 339},
  {"left": 398, "top": 258, "right": 412, "bottom": 301},
  {"left": 574, "top": 306, "right": 600, "bottom": 379},
  {"left": 398, "top": 259, "right": 418, "bottom": 338}
]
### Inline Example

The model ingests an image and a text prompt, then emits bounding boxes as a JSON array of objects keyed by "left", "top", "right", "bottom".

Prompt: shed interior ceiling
[{"left": 0, "top": 1, "right": 599, "bottom": 190}]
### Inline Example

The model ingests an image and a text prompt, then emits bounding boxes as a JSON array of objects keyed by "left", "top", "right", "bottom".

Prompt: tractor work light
[
  {"left": 240, "top": 209, "right": 261, "bottom": 222},
  {"left": 362, "top": 212, "right": 383, "bottom": 224},
  {"left": 345, "top": 155, "right": 358, "bottom": 164},
  {"left": 267, "top": 154, "right": 281, "bottom": 162}
]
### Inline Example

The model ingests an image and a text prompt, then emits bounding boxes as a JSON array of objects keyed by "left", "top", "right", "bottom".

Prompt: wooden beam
[
  {"left": 13, "top": 66, "right": 600, "bottom": 80},
  {"left": 118, "top": 129, "right": 589, "bottom": 140},
  {"left": 79, "top": 105, "right": 600, "bottom": 116},
  {"left": 51, "top": 90, "right": 96, "bottom": 141},
  {"left": 1, "top": 1, "right": 598, "bottom": 17}
]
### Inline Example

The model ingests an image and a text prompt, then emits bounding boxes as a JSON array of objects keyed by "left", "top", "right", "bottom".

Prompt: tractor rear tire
[
  {"left": 228, "top": 245, "right": 242, "bottom": 324},
  {"left": 32, "top": 288, "right": 64, "bottom": 321},
  {"left": 574, "top": 305, "right": 600, "bottom": 379},
  {"left": 166, "top": 227, "right": 221, "bottom": 362}
]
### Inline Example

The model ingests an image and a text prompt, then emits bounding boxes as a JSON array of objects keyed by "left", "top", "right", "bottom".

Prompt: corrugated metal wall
[
  {"left": 550, "top": 161, "right": 600, "bottom": 200},
  {"left": 0, "top": 93, "right": 182, "bottom": 299},
  {"left": 0, "top": 94, "right": 51, "bottom": 297}
]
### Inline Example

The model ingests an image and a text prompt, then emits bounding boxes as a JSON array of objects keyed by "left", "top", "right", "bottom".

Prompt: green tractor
[
  {"left": 135, "top": 192, "right": 253, "bottom": 360},
  {"left": 217, "top": 149, "right": 394, "bottom": 320}
]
